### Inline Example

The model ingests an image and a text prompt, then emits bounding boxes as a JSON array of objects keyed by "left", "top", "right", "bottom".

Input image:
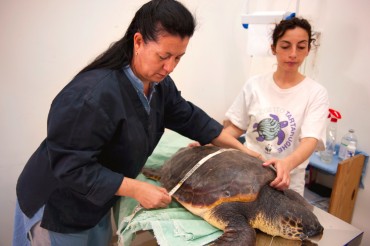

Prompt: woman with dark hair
[
  {"left": 224, "top": 17, "right": 329, "bottom": 196},
  {"left": 13, "top": 0, "right": 259, "bottom": 245}
]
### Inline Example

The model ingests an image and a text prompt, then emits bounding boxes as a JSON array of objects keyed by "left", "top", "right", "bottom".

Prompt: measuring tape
[
  {"left": 126, "top": 148, "right": 236, "bottom": 225},
  {"left": 168, "top": 148, "right": 235, "bottom": 196}
]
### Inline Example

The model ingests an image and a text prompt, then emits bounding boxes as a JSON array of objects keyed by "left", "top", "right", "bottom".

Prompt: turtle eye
[{"left": 224, "top": 190, "right": 231, "bottom": 197}]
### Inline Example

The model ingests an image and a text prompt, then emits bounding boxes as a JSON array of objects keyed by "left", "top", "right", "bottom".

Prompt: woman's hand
[
  {"left": 262, "top": 137, "right": 318, "bottom": 190},
  {"left": 188, "top": 141, "right": 201, "bottom": 147},
  {"left": 240, "top": 146, "right": 265, "bottom": 161},
  {"left": 116, "top": 178, "right": 171, "bottom": 209},
  {"left": 262, "top": 158, "right": 293, "bottom": 190},
  {"left": 133, "top": 181, "right": 172, "bottom": 209}
]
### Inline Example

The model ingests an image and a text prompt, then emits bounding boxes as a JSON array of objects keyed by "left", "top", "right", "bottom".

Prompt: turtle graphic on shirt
[{"left": 253, "top": 114, "right": 288, "bottom": 145}]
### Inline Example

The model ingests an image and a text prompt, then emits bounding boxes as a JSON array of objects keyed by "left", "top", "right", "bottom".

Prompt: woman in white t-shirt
[{"left": 225, "top": 17, "right": 329, "bottom": 196}]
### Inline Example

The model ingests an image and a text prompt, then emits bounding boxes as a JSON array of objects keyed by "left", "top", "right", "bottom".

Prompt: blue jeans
[
  {"left": 47, "top": 212, "right": 112, "bottom": 246},
  {"left": 13, "top": 200, "right": 113, "bottom": 246}
]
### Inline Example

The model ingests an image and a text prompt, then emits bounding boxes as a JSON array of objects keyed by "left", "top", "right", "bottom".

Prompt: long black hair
[{"left": 78, "top": 0, "right": 196, "bottom": 74}]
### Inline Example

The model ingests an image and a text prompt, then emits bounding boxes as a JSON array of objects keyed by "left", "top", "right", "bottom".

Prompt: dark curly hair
[{"left": 272, "top": 17, "right": 316, "bottom": 50}]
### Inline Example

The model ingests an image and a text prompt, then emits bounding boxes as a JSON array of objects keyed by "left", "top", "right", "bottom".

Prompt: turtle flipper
[
  {"left": 211, "top": 222, "right": 256, "bottom": 246},
  {"left": 207, "top": 202, "right": 257, "bottom": 246},
  {"left": 142, "top": 167, "right": 162, "bottom": 181}
]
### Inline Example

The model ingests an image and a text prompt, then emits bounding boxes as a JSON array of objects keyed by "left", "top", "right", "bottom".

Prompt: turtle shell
[{"left": 160, "top": 146, "right": 276, "bottom": 208}]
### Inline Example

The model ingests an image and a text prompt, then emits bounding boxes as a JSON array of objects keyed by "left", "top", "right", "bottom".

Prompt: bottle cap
[{"left": 328, "top": 108, "right": 342, "bottom": 122}]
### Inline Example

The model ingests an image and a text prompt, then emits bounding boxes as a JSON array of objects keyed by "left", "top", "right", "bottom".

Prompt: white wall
[
  {"left": 315, "top": 1, "right": 370, "bottom": 242},
  {"left": 1, "top": 0, "right": 369, "bottom": 245}
]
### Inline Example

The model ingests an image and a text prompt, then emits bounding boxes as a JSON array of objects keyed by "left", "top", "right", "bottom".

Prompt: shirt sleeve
[
  {"left": 225, "top": 80, "right": 252, "bottom": 131},
  {"left": 300, "top": 84, "right": 329, "bottom": 151},
  {"left": 46, "top": 91, "right": 123, "bottom": 207}
]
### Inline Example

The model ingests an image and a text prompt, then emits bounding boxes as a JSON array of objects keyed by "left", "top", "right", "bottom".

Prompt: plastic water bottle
[
  {"left": 320, "top": 118, "right": 338, "bottom": 163},
  {"left": 344, "top": 140, "right": 357, "bottom": 159},
  {"left": 338, "top": 129, "right": 358, "bottom": 160}
]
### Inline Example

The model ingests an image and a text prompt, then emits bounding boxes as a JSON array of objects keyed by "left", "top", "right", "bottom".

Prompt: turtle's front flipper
[
  {"left": 206, "top": 203, "right": 257, "bottom": 246},
  {"left": 211, "top": 220, "right": 256, "bottom": 246}
]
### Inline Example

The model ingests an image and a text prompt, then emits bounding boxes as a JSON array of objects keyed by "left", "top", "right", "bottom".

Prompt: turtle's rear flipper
[
  {"left": 142, "top": 167, "right": 162, "bottom": 181},
  {"left": 211, "top": 221, "right": 256, "bottom": 246}
]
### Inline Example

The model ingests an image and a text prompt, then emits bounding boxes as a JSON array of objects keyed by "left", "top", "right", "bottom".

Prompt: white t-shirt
[{"left": 226, "top": 72, "right": 329, "bottom": 194}]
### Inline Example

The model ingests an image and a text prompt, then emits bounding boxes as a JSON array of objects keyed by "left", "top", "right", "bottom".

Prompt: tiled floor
[{"left": 304, "top": 186, "right": 330, "bottom": 211}]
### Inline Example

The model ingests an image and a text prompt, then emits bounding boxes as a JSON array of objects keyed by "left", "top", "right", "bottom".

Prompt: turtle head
[
  {"left": 279, "top": 210, "right": 323, "bottom": 241},
  {"left": 301, "top": 215, "right": 324, "bottom": 238},
  {"left": 254, "top": 186, "right": 323, "bottom": 241}
]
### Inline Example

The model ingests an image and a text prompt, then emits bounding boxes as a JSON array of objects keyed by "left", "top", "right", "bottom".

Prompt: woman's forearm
[{"left": 283, "top": 137, "right": 318, "bottom": 170}]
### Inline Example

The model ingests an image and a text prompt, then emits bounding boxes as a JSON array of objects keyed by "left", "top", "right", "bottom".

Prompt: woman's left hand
[
  {"left": 262, "top": 158, "right": 293, "bottom": 190},
  {"left": 188, "top": 141, "right": 201, "bottom": 147},
  {"left": 240, "top": 146, "right": 265, "bottom": 161}
]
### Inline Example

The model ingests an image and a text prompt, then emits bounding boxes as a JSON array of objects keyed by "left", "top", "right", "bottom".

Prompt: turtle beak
[
  {"left": 299, "top": 234, "right": 308, "bottom": 241},
  {"left": 304, "top": 223, "right": 324, "bottom": 238}
]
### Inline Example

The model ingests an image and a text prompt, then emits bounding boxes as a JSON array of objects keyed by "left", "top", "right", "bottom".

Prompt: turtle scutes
[{"left": 143, "top": 146, "right": 323, "bottom": 246}]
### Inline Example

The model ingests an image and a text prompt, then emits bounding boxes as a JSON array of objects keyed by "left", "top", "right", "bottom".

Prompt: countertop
[{"left": 130, "top": 206, "right": 363, "bottom": 246}]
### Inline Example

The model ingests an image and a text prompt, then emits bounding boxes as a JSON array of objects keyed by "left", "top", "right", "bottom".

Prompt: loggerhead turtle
[{"left": 143, "top": 146, "right": 323, "bottom": 245}]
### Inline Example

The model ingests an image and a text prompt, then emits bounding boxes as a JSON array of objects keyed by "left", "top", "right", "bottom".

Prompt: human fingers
[
  {"left": 159, "top": 187, "right": 172, "bottom": 204},
  {"left": 270, "top": 177, "right": 290, "bottom": 190},
  {"left": 250, "top": 152, "right": 264, "bottom": 161},
  {"left": 269, "top": 170, "right": 290, "bottom": 190},
  {"left": 135, "top": 183, "right": 169, "bottom": 209},
  {"left": 264, "top": 160, "right": 285, "bottom": 188},
  {"left": 150, "top": 187, "right": 171, "bottom": 208},
  {"left": 257, "top": 154, "right": 266, "bottom": 161},
  {"left": 262, "top": 159, "right": 275, "bottom": 167},
  {"left": 188, "top": 142, "right": 201, "bottom": 147}
]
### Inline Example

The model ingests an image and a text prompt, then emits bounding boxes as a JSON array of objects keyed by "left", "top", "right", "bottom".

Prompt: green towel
[
  {"left": 117, "top": 207, "right": 222, "bottom": 246},
  {"left": 114, "top": 130, "right": 222, "bottom": 246}
]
